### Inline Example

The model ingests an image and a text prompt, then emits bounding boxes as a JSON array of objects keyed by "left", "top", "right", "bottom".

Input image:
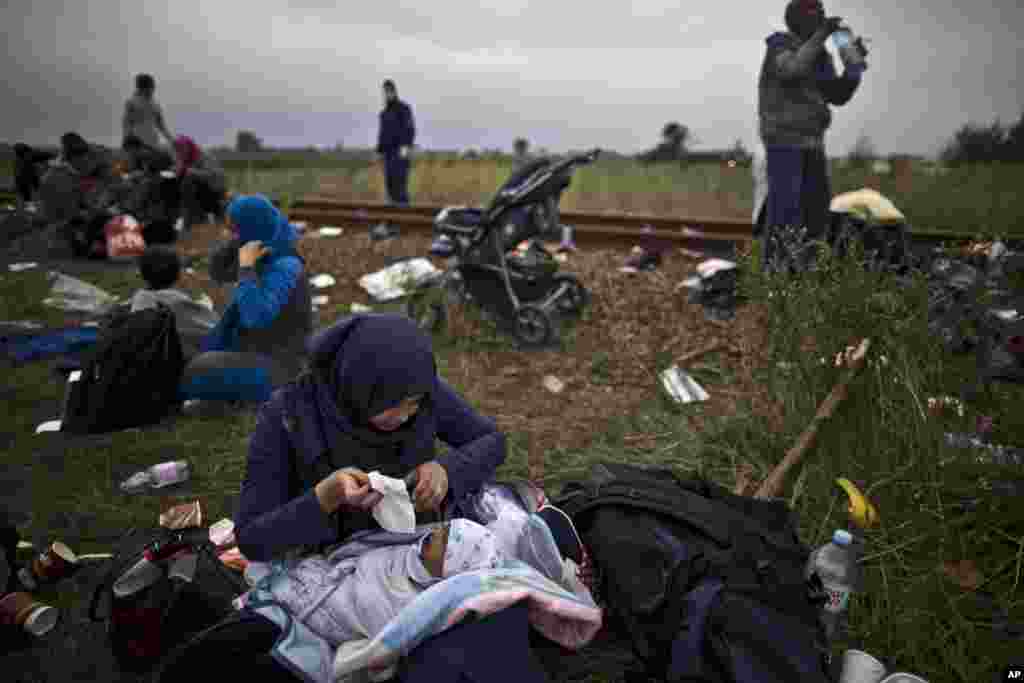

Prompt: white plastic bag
[
  {"left": 42, "top": 271, "right": 119, "bottom": 315},
  {"left": 358, "top": 258, "right": 441, "bottom": 302}
]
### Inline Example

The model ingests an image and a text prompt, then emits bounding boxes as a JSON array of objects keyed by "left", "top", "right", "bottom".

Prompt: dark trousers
[
  {"left": 763, "top": 146, "right": 831, "bottom": 268},
  {"left": 157, "top": 603, "right": 549, "bottom": 683},
  {"left": 383, "top": 153, "right": 411, "bottom": 206}
]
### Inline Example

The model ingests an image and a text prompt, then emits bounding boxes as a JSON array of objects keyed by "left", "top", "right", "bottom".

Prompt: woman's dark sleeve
[
  {"left": 235, "top": 397, "right": 339, "bottom": 562},
  {"left": 432, "top": 378, "right": 507, "bottom": 499}
]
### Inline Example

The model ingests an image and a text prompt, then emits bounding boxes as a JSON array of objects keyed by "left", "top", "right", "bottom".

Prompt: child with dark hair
[{"left": 131, "top": 246, "right": 219, "bottom": 360}]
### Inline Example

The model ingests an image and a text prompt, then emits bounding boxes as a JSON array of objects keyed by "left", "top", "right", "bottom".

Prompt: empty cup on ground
[
  {"left": 17, "top": 541, "right": 78, "bottom": 590},
  {"left": 840, "top": 649, "right": 887, "bottom": 683},
  {"left": 0, "top": 592, "right": 59, "bottom": 636}
]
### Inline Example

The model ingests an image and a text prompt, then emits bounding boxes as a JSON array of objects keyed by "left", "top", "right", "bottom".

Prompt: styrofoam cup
[{"left": 840, "top": 649, "right": 887, "bottom": 683}]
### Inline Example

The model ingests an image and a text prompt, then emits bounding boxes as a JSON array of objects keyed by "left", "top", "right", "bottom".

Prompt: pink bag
[{"left": 104, "top": 215, "right": 147, "bottom": 261}]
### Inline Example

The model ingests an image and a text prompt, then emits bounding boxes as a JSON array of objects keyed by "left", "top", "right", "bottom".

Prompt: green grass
[
  {"left": 2, "top": 166, "right": 1023, "bottom": 681},
  {"left": 6, "top": 156, "right": 1024, "bottom": 239}
]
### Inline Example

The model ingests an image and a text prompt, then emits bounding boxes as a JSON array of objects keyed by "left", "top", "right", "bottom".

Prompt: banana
[{"left": 836, "top": 477, "right": 879, "bottom": 529}]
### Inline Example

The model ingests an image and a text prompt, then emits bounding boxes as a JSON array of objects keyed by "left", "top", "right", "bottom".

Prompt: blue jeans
[{"left": 384, "top": 153, "right": 411, "bottom": 206}]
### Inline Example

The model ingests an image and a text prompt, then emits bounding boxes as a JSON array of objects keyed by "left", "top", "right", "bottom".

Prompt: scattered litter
[
  {"left": 35, "top": 420, "right": 62, "bottom": 434},
  {"left": 835, "top": 478, "right": 880, "bottom": 529},
  {"left": 0, "top": 320, "right": 44, "bottom": 331},
  {"left": 43, "top": 271, "right": 119, "bottom": 316},
  {"left": 677, "top": 276, "right": 703, "bottom": 291},
  {"left": 555, "top": 253, "right": 569, "bottom": 263},
  {"left": 940, "top": 559, "right": 983, "bottom": 591},
  {"left": 542, "top": 375, "right": 565, "bottom": 394},
  {"left": 350, "top": 303, "right": 373, "bottom": 313},
  {"left": 927, "top": 396, "right": 965, "bottom": 417},
  {"left": 369, "top": 223, "right": 400, "bottom": 241},
  {"left": 992, "top": 309, "right": 1020, "bottom": 322},
  {"left": 696, "top": 258, "right": 737, "bottom": 279},
  {"left": 943, "top": 432, "right": 1024, "bottom": 466},
  {"left": 76, "top": 553, "right": 114, "bottom": 562},
  {"left": 160, "top": 170, "right": 176, "bottom": 179},
  {"left": 209, "top": 518, "right": 236, "bottom": 548},
  {"left": 829, "top": 188, "right": 906, "bottom": 224},
  {"left": 309, "top": 274, "right": 337, "bottom": 289},
  {"left": 660, "top": 366, "right": 709, "bottom": 404},
  {"left": 160, "top": 500, "right": 203, "bottom": 530},
  {"left": 8, "top": 262, "right": 38, "bottom": 272},
  {"left": 312, "top": 295, "right": 330, "bottom": 307},
  {"left": 318, "top": 226, "right": 344, "bottom": 237},
  {"left": 81, "top": 321, "right": 99, "bottom": 328},
  {"left": 358, "top": 258, "right": 442, "bottom": 302},
  {"left": 174, "top": 216, "right": 185, "bottom": 233},
  {"left": 185, "top": 267, "right": 196, "bottom": 275},
  {"left": 120, "top": 460, "right": 191, "bottom": 493}
]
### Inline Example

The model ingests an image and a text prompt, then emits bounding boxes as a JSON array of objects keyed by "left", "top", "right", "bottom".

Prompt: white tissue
[{"left": 368, "top": 471, "right": 416, "bottom": 533}]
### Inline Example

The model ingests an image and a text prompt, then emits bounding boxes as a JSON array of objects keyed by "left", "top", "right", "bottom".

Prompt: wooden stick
[
  {"left": 733, "top": 463, "right": 757, "bottom": 496},
  {"left": 678, "top": 340, "right": 726, "bottom": 366},
  {"left": 753, "top": 338, "right": 871, "bottom": 500}
]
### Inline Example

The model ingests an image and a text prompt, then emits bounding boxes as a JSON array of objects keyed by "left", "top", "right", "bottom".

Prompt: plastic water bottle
[
  {"left": 120, "top": 461, "right": 191, "bottom": 493},
  {"left": 807, "top": 529, "right": 862, "bottom": 642}
]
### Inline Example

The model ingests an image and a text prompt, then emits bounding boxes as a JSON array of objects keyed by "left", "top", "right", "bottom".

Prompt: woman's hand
[
  {"left": 413, "top": 461, "right": 449, "bottom": 512},
  {"left": 238, "top": 240, "right": 271, "bottom": 268},
  {"left": 315, "top": 468, "right": 384, "bottom": 515}
]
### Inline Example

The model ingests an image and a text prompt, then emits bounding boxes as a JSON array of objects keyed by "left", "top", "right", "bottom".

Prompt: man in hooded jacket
[
  {"left": 180, "top": 195, "right": 313, "bottom": 405},
  {"left": 757, "top": 0, "right": 868, "bottom": 270}
]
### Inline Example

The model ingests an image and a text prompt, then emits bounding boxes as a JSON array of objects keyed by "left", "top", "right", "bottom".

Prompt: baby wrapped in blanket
[{"left": 256, "top": 518, "right": 507, "bottom": 647}]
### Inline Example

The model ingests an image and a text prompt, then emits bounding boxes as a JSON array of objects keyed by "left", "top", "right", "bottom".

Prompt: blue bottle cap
[{"left": 833, "top": 530, "right": 853, "bottom": 546}]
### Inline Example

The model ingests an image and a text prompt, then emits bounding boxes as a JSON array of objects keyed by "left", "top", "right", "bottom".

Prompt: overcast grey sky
[{"left": 3, "top": 1, "right": 1022, "bottom": 157}]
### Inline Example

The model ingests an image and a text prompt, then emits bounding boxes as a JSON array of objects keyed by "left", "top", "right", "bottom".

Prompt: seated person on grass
[
  {"left": 131, "top": 246, "right": 219, "bottom": 361},
  {"left": 156, "top": 314, "right": 555, "bottom": 683},
  {"left": 179, "top": 195, "right": 312, "bottom": 405}
]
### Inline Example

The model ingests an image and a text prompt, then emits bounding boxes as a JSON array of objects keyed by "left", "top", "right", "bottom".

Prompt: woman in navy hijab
[{"left": 184, "top": 314, "right": 547, "bottom": 682}]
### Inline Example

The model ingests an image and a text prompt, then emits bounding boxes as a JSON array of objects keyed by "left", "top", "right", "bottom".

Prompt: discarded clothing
[{"left": 0, "top": 326, "right": 99, "bottom": 364}]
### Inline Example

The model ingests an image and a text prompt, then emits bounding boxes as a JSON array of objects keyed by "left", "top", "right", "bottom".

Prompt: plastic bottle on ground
[
  {"left": 120, "top": 460, "right": 191, "bottom": 493},
  {"left": 806, "top": 529, "right": 863, "bottom": 642}
]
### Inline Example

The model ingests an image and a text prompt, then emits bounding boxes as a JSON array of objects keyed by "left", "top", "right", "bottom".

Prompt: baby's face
[{"left": 420, "top": 524, "right": 449, "bottom": 578}]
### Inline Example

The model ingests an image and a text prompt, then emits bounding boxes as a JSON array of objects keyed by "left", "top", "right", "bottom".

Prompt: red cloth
[{"left": 175, "top": 136, "right": 201, "bottom": 177}]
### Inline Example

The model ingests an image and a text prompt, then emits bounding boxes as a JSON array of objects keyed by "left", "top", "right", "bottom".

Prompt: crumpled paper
[{"left": 368, "top": 471, "right": 416, "bottom": 533}]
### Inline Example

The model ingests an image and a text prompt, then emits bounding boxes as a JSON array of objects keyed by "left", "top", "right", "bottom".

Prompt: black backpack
[
  {"left": 88, "top": 526, "right": 249, "bottom": 675},
  {"left": 554, "top": 462, "right": 832, "bottom": 683},
  {"left": 62, "top": 303, "right": 185, "bottom": 434}
]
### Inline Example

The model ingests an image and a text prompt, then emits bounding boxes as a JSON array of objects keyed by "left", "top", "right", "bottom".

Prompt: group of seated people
[
  {"left": 13, "top": 131, "right": 227, "bottom": 258},
  {"left": 127, "top": 195, "right": 587, "bottom": 682}
]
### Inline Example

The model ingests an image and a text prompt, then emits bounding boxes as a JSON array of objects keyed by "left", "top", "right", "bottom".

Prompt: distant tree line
[{"left": 940, "top": 111, "right": 1024, "bottom": 164}]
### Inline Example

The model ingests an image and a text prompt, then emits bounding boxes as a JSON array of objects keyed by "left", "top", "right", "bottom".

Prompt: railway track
[
  {"left": 3, "top": 185, "right": 1017, "bottom": 252},
  {"left": 287, "top": 197, "right": 1016, "bottom": 252}
]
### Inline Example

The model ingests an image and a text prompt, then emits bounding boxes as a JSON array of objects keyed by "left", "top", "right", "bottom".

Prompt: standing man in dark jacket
[
  {"left": 757, "top": 0, "right": 867, "bottom": 270},
  {"left": 376, "top": 79, "right": 416, "bottom": 206}
]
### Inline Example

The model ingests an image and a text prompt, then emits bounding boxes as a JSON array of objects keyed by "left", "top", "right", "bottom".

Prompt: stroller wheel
[
  {"left": 513, "top": 304, "right": 553, "bottom": 347},
  {"left": 552, "top": 274, "right": 590, "bottom": 315}
]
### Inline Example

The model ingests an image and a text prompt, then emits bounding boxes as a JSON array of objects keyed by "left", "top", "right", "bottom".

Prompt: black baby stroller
[{"left": 424, "top": 149, "right": 599, "bottom": 346}]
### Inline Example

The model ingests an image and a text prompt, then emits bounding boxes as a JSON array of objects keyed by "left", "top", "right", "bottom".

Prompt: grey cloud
[{"left": 2, "top": 0, "right": 1023, "bottom": 158}]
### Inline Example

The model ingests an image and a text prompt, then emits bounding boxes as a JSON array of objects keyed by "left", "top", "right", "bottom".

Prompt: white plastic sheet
[
  {"left": 358, "top": 258, "right": 441, "bottom": 302},
  {"left": 42, "top": 271, "right": 119, "bottom": 316}
]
